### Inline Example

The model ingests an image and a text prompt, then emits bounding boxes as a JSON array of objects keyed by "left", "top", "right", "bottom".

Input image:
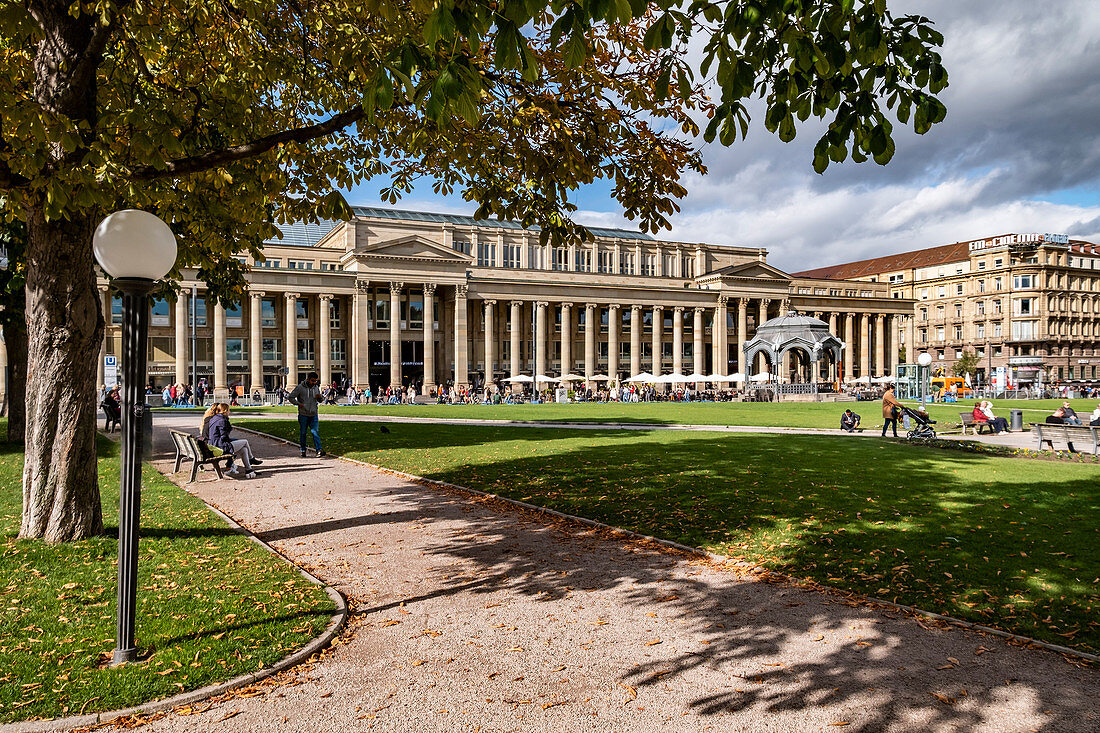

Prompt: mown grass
[
  {"left": 178, "top": 397, "right": 1097, "bottom": 430},
  {"left": 0, "top": 429, "right": 335, "bottom": 723},
  {"left": 245, "top": 418, "right": 1100, "bottom": 655}
]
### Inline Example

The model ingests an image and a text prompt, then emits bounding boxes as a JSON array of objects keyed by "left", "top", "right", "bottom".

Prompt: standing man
[
  {"left": 881, "top": 385, "right": 902, "bottom": 438},
  {"left": 289, "top": 371, "right": 326, "bottom": 458},
  {"left": 195, "top": 380, "right": 205, "bottom": 407}
]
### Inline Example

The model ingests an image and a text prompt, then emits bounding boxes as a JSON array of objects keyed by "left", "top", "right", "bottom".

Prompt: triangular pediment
[
  {"left": 354, "top": 235, "right": 473, "bottom": 262},
  {"left": 700, "top": 261, "right": 792, "bottom": 281}
]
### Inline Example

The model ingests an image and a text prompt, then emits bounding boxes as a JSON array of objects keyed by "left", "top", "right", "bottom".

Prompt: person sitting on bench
[
  {"left": 840, "top": 409, "right": 861, "bottom": 432},
  {"left": 100, "top": 387, "right": 121, "bottom": 432},
  {"left": 979, "top": 400, "right": 1010, "bottom": 433},
  {"left": 203, "top": 403, "right": 263, "bottom": 478}
]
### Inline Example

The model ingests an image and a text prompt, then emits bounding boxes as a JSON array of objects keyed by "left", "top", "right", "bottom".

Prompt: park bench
[
  {"left": 169, "top": 429, "right": 233, "bottom": 482},
  {"left": 1029, "top": 422, "right": 1100, "bottom": 455},
  {"left": 958, "top": 412, "right": 994, "bottom": 436},
  {"left": 100, "top": 404, "right": 121, "bottom": 433}
]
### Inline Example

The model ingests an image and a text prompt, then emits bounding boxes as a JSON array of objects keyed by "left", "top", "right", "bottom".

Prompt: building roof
[
  {"left": 350, "top": 206, "right": 656, "bottom": 241},
  {"left": 264, "top": 206, "right": 658, "bottom": 248},
  {"left": 265, "top": 219, "right": 341, "bottom": 248},
  {"left": 794, "top": 234, "right": 1100, "bottom": 281},
  {"left": 792, "top": 241, "right": 970, "bottom": 280}
]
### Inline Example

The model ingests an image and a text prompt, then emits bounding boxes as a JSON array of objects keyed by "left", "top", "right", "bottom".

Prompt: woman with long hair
[{"left": 205, "top": 403, "right": 263, "bottom": 478}]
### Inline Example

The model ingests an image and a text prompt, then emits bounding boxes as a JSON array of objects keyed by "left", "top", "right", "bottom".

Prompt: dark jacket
[{"left": 206, "top": 413, "right": 234, "bottom": 454}]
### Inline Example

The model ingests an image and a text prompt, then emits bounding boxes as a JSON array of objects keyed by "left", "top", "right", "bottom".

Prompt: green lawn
[
  {"left": 189, "top": 397, "right": 1098, "bottom": 431},
  {"left": 0, "top": 433, "right": 335, "bottom": 723},
  {"left": 245, "top": 418, "right": 1100, "bottom": 654}
]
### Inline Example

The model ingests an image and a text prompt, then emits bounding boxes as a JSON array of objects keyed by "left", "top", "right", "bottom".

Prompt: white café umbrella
[
  {"left": 750, "top": 371, "right": 773, "bottom": 382},
  {"left": 503, "top": 374, "right": 534, "bottom": 383},
  {"left": 626, "top": 372, "right": 655, "bottom": 382},
  {"left": 684, "top": 372, "right": 709, "bottom": 383},
  {"left": 849, "top": 375, "right": 872, "bottom": 384},
  {"left": 559, "top": 373, "right": 587, "bottom": 382},
  {"left": 725, "top": 372, "right": 746, "bottom": 382},
  {"left": 589, "top": 374, "right": 612, "bottom": 381},
  {"left": 871, "top": 375, "right": 895, "bottom": 384},
  {"left": 534, "top": 374, "right": 561, "bottom": 383},
  {"left": 664, "top": 373, "right": 687, "bottom": 383}
]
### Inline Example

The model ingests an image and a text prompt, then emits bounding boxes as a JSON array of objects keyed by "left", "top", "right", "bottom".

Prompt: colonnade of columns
[{"left": 95, "top": 281, "right": 903, "bottom": 395}]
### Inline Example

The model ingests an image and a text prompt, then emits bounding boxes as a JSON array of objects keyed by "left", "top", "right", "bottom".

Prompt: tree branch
[{"left": 129, "top": 107, "right": 365, "bottom": 180}]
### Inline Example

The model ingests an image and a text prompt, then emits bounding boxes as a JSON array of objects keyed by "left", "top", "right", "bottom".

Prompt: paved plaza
[{"left": 61, "top": 413, "right": 1090, "bottom": 733}]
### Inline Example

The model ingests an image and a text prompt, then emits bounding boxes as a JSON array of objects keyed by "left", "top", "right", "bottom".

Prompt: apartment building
[{"left": 796, "top": 233, "right": 1100, "bottom": 387}]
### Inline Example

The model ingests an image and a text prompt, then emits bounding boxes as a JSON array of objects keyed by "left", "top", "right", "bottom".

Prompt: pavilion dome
[{"left": 743, "top": 311, "right": 845, "bottom": 366}]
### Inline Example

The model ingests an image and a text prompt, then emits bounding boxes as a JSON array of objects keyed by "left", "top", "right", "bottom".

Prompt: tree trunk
[
  {"left": 19, "top": 208, "right": 103, "bottom": 542},
  {"left": 4, "top": 317, "right": 27, "bottom": 443}
]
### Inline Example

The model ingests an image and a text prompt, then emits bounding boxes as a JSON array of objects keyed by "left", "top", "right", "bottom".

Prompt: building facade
[
  {"left": 795, "top": 233, "right": 1100, "bottom": 387},
  {"left": 91, "top": 207, "right": 911, "bottom": 399}
]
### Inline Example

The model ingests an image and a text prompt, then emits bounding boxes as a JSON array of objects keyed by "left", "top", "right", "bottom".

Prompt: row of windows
[
  {"left": 123, "top": 337, "right": 348, "bottom": 364},
  {"left": 114, "top": 296, "right": 346, "bottom": 330},
  {"left": 457, "top": 240, "right": 698, "bottom": 277}
]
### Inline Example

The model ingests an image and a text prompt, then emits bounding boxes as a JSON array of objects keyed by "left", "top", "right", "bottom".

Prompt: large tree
[{"left": 0, "top": 0, "right": 947, "bottom": 542}]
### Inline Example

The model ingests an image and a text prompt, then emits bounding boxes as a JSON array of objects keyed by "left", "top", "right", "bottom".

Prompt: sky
[{"left": 343, "top": 0, "right": 1100, "bottom": 273}]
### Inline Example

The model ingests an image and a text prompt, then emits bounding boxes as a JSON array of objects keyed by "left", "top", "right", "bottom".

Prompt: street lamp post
[
  {"left": 93, "top": 210, "right": 178, "bottom": 666},
  {"left": 918, "top": 351, "right": 933, "bottom": 411}
]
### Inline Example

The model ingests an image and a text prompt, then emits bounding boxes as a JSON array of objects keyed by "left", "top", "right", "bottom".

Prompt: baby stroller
[{"left": 899, "top": 404, "right": 936, "bottom": 441}]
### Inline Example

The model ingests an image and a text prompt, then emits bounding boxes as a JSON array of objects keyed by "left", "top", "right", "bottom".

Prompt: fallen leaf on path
[
  {"left": 618, "top": 683, "right": 637, "bottom": 702},
  {"left": 829, "top": 723, "right": 850, "bottom": 727},
  {"left": 931, "top": 692, "right": 956, "bottom": 705},
  {"left": 645, "top": 639, "right": 662, "bottom": 646},
  {"left": 216, "top": 710, "right": 242, "bottom": 722}
]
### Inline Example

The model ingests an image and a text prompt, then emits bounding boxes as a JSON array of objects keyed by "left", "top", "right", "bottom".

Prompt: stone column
[
  {"left": 844, "top": 312, "right": 855, "bottom": 381},
  {"left": 98, "top": 287, "right": 110, "bottom": 390},
  {"left": 509, "top": 300, "right": 522, "bottom": 380},
  {"left": 693, "top": 307, "right": 705, "bottom": 374},
  {"left": 859, "top": 313, "right": 871, "bottom": 378},
  {"left": 454, "top": 284, "right": 469, "bottom": 388},
  {"left": 484, "top": 299, "right": 496, "bottom": 383},
  {"left": 352, "top": 282, "right": 370, "bottom": 388},
  {"left": 651, "top": 305, "right": 663, "bottom": 375},
  {"left": 608, "top": 304, "right": 620, "bottom": 380},
  {"left": 249, "top": 290, "right": 265, "bottom": 395},
  {"left": 535, "top": 300, "right": 548, "bottom": 387},
  {"left": 828, "top": 312, "right": 838, "bottom": 335},
  {"left": 737, "top": 298, "right": 748, "bottom": 376},
  {"left": 889, "top": 314, "right": 900, "bottom": 376},
  {"left": 714, "top": 296, "right": 728, "bottom": 377},
  {"left": 560, "top": 302, "right": 573, "bottom": 374},
  {"left": 672, "top": 306, "right": 684, "bottom": 375},
  {"left": 584, "top": 303, "right": 597, "bottom": 383},
  {"left": 389, "top": 282, "right": 403, "bottom": 388},
  {"left": 284, "top": 293, "right": 299, "bottom": 388},
  {"left": 213, "top": 301, "right": 229, "bottom": 400},
  {"left": 423, "top": 284, "right": 437, "bottom": 393},
  {"left": 319, "top": 294, "right": 332, "bottom": 386},
  {"left": 175, "top": 290, "right": 189, "bottom": 386},
  {"left": 630, "top": 305, "right": 642, "bottom": 376},
  {"left": 758, "top": 298, "right": 770, "bottom": 330},
  {"left": 875, "top": 313, "right": 886, "bottom": 377}
]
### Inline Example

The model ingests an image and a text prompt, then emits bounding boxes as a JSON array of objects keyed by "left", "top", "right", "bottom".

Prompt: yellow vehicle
[{"left": 930, "top": 376, "right": 973, "bottom": 400}]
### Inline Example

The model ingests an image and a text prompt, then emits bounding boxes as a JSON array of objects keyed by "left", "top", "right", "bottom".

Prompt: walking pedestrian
[
  {"left": 288, "top": 371, "right": 325, "bottom": 458},
  {"left": 881, "top": 385, "right": 901, "bottom": 437}
]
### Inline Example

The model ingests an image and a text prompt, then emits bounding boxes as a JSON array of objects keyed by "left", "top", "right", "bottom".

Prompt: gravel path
[{"left": 83, "top": 416, "right": 1100, "bottom": 731}]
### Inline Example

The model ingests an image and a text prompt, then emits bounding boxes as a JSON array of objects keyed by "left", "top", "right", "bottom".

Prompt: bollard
[{"left": 142, "top": 403, "right": 153, "bottom": 460}]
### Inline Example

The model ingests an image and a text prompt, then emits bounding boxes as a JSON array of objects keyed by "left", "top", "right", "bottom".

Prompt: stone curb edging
[
  {"left": 5, "top": 477, "right": 349, "bottom": 733},
  {"left": 236, "top": 424, "right": 1099, "bottom": 667}
]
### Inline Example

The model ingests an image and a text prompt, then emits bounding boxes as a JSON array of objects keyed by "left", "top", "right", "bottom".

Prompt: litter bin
[
  {"left": 141, "top": 403, "right": 154, "bottom": 460},
  {"left": 1010, "top": 409, "right": 1023, "bottom": 432}
]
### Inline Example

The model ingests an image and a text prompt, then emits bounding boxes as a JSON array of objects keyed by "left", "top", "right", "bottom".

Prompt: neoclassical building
[{"left": 91, "top": 207, "right": 911, "bottom": 399}]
